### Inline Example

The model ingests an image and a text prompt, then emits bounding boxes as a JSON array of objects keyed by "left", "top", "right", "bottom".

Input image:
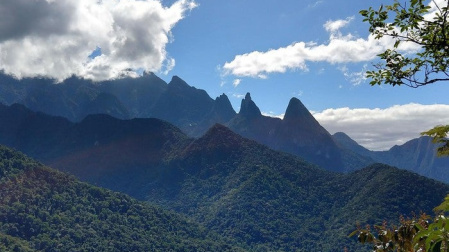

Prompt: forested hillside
[
  {"left": 1, "top": 103, "right": 448, "bottom": 250},
  {"left": 0, "top": 145, "right": 244, "bottom": 251}
]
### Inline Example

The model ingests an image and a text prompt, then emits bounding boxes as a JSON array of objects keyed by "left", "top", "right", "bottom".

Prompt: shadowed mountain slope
[{"left": 0, "top": 103, "right": 190, "bottom": 198}]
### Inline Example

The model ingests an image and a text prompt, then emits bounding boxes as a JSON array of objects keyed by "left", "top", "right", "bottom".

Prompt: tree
[
  {"left": 360, "top": 0, "right": 449, "bottom": 88},
  {"left": 360, "top": 0, "right": 449, "bottom": 157}
]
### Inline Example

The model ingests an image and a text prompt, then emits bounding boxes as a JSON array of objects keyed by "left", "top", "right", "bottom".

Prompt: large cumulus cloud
[{"left": 0, "top": 0, "right": 197, "bottom": 81}]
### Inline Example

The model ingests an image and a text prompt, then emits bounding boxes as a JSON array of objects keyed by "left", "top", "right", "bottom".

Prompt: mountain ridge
[
  {"left": 228, "top": 96, "right": 345, "bottom": 172},
  {"left": 1, "top": 73, "right": 448, "bottom": 177},
  {"left": 0, "top": 103, "right": 448, "bottom": 250}
]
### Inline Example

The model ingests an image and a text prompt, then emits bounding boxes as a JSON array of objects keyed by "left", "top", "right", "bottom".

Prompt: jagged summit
[
  {"left": 213, "top": 93, "right": 237, "bottom": 120},
  {"left": 215, "top": 93, "right": 231, "bottom": 104},
  {"left": 238, "top": 92, "right": 262, "bottom": 118},
  {"left": 168, "top": 75, "right": 190, "bottom": 88}
]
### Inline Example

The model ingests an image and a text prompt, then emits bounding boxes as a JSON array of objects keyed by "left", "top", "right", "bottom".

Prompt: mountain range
[
  {"left": 0, "top": 73, "right": 447, "bottom": 180},
  {"left": 0, "top": 102, "right": 448, "bottom": 250}
]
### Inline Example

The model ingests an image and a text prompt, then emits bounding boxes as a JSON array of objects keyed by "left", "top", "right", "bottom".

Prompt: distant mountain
[
  {"left": 0, "top": 73, "right": 234, "bottom": 137},
  {"left": 149, "top": 76, "right": 235, "bottom": 136},
  {"left": 333, "top": 132, "right": 449, "bottom": 183},
  {"left": 333, "top": 132, "right": 373, "bottom": 157},
  {"left": 0, "top": 145, "right": 244, "bottom": 251},
  {"left": 2, "top": 73, "right": 446, "bottom": 175},
  {"left": 0, "top": 103, "right": 190, "bottom": 198},
  {"left": 0, "top": 104, "right": 448, "bottom": 250},
  {"left": 0, "top": 73, "right": 361, "bottom": 172},
  {"left": 228, "top": 94, "right": 345, "bottom": 172},
  {"left": 332, "top": 132, "right": 377, "bottom": 172}
]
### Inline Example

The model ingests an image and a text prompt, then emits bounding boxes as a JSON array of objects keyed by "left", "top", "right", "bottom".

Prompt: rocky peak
[
  {"left": 238, "top": 92, "right": 261, "bottom": 119},
  {"left": 168, "top": 76, "right": 190, "bottom": 90},
  {"left": 213, "top": 94, "right": 236, "bottom": 120},
  {"left": 283, "top": 97, "right": 313, "bottom": 122}
]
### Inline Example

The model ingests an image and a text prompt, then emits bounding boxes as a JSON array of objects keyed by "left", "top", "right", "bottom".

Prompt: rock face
[{"left": 228, "top": 96, "right": 344, "bottom": 172}]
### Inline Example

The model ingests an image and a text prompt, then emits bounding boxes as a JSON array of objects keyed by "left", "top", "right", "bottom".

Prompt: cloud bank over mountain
[
  {"left": 313, "top": 103, "right": 449, "bottom": 151},
  {"left": 0, "top": 0, "right": 197, "bottom": 81}
]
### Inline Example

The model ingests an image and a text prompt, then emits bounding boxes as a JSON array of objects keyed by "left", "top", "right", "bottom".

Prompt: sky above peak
[{"left": 1, "top": 0, "right": 449, "bottom": 150}]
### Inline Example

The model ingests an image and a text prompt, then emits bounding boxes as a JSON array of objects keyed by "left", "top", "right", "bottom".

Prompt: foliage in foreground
[{"left": 351, "top": 194, "right": 449, "bottom": 251}]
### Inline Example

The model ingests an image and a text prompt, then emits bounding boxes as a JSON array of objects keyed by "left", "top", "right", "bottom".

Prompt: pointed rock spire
[
  {"left": 283, "top": 97, "right": 313, "bottom": 122},
  {"left": 238, "top": 93, "right": 261, "bottom": 119}
]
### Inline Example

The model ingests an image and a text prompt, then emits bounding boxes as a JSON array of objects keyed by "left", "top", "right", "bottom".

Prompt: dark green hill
[
  {"left": 0, "top": 145, "right": 244, "bottom": 251},
  {"left": 143, "top": 125, "right": 449, "bottom": 251}
]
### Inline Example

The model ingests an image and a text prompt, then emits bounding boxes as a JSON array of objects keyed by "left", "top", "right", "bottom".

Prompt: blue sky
[
  {"left": 1, "top": 0, "right": 449, "bottom": 150},
  {"left": 164, "top": 0, "right": 449, "bottom": 150},
  {"left": 162, "top": 0, "right": 446, "bottom": 111}
]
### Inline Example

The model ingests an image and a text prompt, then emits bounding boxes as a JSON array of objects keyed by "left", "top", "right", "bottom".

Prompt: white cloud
[
  {"left": 313, "top": 104, "right": 449, "bottom": 151},
  {"left": 222, "top": 16, "right": 420, "bottom": 79},
  {"left": 162, "top": 57, "right": 176, "bottom": 75},
  {"left": 0, "top": 0, "right": 197, "bottom": 81},
  {"left": 324, "top": 17, "right": 354, "bottom": 35},
  {"left": 262, "top": 112, "right": 284, "bottom": 119},
  {"left": 232, "top": 93, "right": 245, "bottom": 99},
  {"left": 307, "top": 0, "right": 324, "bottom": 8},
  {"left": 425, "top": 0, "right": 447, "bottom": 20},
  {"left": 294, "top": 90, "right": 304, "bottom": 97},
  {"left": 338, "top": 64, "right": 368, "bottom": 86},
  {"left": 233, "top": 79, "right": 241, "bottom": 87}
]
